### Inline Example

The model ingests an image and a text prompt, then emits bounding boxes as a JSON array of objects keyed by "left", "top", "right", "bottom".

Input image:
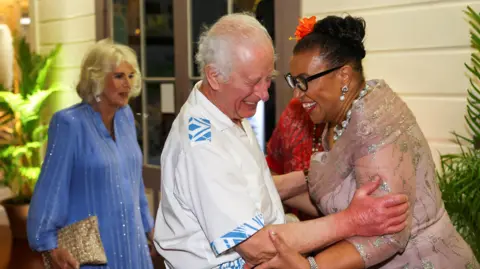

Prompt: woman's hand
[
  {"left": 147, "top": 230, "right": 158, "bottom": 257},
  {"left": 46, "top": 248, "right": 79, "bottom": 269},
  {"left": 344, "top": 176, "right": 409, "bottom": 237},
  {"left": 254, "top": 231, "right": 310, "bottom": 269}
]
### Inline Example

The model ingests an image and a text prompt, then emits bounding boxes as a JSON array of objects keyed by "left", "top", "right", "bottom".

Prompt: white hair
[
  {"left": 195, "top": 12, "right": 274, "bottom": 80},
  {"left": 76, "top": 38, "right": 142, "bottom": 103}
]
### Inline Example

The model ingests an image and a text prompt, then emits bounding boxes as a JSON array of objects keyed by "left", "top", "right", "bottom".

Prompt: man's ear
[{"left": 205, "top": 65, "right": 223, "bottom": 91}]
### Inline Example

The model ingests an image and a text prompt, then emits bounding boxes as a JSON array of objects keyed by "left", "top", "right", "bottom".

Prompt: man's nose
[{"left": 254, "top": 82, "right": 270, "bottom": 102}]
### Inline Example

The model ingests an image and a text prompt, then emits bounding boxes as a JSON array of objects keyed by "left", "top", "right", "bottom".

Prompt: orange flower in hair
[{"left": 290, "top": 16, "right": 316, "bottom": 41}]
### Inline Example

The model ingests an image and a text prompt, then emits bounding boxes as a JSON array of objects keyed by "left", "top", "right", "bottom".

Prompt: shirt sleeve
[
  {"left": 139, "top": 176, "right": 154, "bottom": 233},
  {"left": 27, "top": 112, "right": 77, "bottom": 251},
  {"left": 178, "top": 145, "right": 265, "bottom": 256},
  {"left": 346, "top": 142, "right": 414, "bottom": 267}
]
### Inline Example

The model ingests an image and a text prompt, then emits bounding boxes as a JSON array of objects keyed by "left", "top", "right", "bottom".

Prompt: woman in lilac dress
[
  {"left": 27, "top": 39, "right": 154, "bottom": 269},
  {"left": 257, "top": 15, "right": 479, "bottom": 269}
]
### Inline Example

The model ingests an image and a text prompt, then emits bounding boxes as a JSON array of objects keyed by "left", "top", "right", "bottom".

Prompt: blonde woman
[{"left": 27, "top": 39, "right": 154, "bottom": 269}]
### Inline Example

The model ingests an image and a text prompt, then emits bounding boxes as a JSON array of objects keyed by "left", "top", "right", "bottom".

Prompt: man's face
[{"left": 219, "top": 43, "right": 275, "bottom": 121}]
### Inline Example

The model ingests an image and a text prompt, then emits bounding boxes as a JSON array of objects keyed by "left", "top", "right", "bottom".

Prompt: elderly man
[{"left": 154, "top": 13, "right": 408, "bottom": 269}]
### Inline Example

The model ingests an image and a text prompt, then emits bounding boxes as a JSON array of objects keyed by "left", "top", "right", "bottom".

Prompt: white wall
[
  {"left": 31, "top": 0, "right": 97, "bottom": 109},
  {"left": 301, "top": 0, "right": 479, "bottom": 164}
]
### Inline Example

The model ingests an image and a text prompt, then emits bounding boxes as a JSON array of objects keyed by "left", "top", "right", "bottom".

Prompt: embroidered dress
[{"left": 308, "top": 80, "right": 479, "bottom": 268}]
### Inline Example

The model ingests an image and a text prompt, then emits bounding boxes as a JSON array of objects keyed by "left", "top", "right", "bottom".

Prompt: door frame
[{"left": 95, "top": 0, "right": 301, "bottom": 218}]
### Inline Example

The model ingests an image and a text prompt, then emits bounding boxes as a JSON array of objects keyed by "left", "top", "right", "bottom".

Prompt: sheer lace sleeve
[
  {"left": 308, "top": 80, "right": 422, "bottom": 267},
  {"left": 346, "top": 140, "right": 415, "bottom": 267}
]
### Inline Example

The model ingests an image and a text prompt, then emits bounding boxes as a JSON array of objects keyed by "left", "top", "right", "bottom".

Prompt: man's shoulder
[{"left": 168, "top": 103, "right": 224, "bottom": 154}]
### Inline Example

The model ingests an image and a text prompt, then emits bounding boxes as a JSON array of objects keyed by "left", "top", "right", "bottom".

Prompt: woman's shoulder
[{"left": 51, "top": 103, "right": 88, "bottom": 125}]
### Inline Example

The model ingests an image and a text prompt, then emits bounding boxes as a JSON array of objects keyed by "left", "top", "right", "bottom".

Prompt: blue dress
[{"left": 27, "top": 102, "right": 154, "bottom": 269}]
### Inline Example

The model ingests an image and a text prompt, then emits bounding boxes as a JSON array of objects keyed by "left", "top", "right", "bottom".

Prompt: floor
[{"left": 0, "top": 187, "right": 165, "bottom": 269}]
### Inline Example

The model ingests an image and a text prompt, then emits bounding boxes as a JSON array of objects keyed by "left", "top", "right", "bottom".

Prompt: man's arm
[{"left": 235, "top": 178, "right": 409, "bottom": 266}]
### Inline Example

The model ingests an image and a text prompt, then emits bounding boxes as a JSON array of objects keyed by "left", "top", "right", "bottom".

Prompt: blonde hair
[{"left": 76, "top": 39, "right": 142, "bottom": 102}]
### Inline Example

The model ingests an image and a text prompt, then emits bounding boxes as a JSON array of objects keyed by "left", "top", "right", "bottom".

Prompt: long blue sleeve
[
  {"left": 139, "top": 178, "right": 154, "bottom": 233},
  {"left": 124, "top": 105, "right": 154, "bottom": 233},
  {"left": 27, "top": 112, "right": 76, "bottom": 251}
]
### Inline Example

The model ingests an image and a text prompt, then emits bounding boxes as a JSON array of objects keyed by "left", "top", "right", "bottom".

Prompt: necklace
[
  {"left": 333, "top": 84, "right": 370, "bottom": 141},
  {"left": 311, "top": 124, "right": 322, "bottom": 152}
]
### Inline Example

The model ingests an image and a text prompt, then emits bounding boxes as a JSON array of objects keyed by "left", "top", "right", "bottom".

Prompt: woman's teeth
[{"left": 302, "top": 102, "right": 316, "bottom": 109}]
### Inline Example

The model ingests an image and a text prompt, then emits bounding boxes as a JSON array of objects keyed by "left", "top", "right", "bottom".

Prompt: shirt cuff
[{"left": 210, "top": 213, "right": 265, "bottom": 256}]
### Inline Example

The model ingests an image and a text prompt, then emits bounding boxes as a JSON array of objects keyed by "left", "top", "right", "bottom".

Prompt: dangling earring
[
  {"left": 340, "top": 85, "right": 348, "bottom": 101},
  {"left": 94, "top": 94, "right": 101, "bottom": 102}
]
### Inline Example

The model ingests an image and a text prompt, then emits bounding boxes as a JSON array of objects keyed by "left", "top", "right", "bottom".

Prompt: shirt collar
[{"left": 191, "top": 81, "right": 235, "bottom": 131}]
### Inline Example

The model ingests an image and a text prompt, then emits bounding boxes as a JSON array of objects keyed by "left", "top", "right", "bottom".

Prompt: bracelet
[{"left": 307, "top": 256, "right": 318, "bottom": 269}]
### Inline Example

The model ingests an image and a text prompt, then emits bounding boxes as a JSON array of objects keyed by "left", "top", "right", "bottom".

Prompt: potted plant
[
  {"left": 436, "top": 6, "right": 480, "bottom": 260},
  {"left": 0, "top": 36, "right": 62, "bottom": 239}
]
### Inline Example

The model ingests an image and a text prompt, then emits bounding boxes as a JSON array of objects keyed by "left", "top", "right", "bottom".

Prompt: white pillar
[{"left": 31, "top": 0, "right": 97, "bottom": 110}]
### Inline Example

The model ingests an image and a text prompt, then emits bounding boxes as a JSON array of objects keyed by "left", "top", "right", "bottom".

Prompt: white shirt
[{"left": 154, "top": 82, "right": 285, "bottom": 269}]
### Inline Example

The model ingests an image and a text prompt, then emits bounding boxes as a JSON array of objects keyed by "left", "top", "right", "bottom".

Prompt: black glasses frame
[{"left": 284, "top": 66, "right": 343, "bottom": 92}]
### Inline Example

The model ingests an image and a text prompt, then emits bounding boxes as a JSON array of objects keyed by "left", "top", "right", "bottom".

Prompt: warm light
[
  {"left": 135, "top": 28, "right": 140, "bottom": 35},
  {"left": 20, "top": 17, "right": 30, "bottom": 25}
]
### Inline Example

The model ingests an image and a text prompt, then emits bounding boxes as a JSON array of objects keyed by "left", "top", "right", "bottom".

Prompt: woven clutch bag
[{"left": 42, "top": 216, "right": 107, "bottom": 268}]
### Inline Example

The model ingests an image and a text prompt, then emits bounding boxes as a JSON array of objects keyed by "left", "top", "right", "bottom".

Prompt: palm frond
[
  {"left": 437, "top": 6, "right": 480, "bottom": 260},
  {"left": 0, "top": 36, "right": 63, "bottom": 203}
]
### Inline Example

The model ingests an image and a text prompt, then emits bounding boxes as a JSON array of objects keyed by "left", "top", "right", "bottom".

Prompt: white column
[{"left": 32, "top": 0, "right": 97, "bottom": 110}]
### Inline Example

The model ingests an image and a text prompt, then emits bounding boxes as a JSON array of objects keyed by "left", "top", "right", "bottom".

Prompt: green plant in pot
[
  {"left": 436, "top": 6, "right": 480, "bottom": 260},
  {"left": 0, "top": 37, "right": 62, "bottom": 238}
]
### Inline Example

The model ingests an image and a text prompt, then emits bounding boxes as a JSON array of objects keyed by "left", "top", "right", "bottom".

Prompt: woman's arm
[
  {"left": 236, "top": 178, "right": 409, "bottom": 265},
  {"left": 283, "top": 192, "right": 320, "bottom": 217},
  {"left": 310, "top": 143, "right": 415, "bottom": 268},
  {"left": 27, "top": 112, "right": 76, "bottom": 251},
  {"left": 138, "top": 177, "right": 154, "bottom": 233},
  {"left": 272, "top": 171, "right": 307, "bottom": 200},
  {"left": 125, "top": 106, "right": 155, "bottom": 234}
]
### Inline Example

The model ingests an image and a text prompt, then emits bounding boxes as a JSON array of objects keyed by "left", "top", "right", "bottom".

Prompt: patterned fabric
[
  {"left": 155, "top": 83, "right": 285, "bottom": 269},
  {"left": 218, "top": 258, "right": 246, "bottom": 269},
  {"left": 188, "top": 117, "right": 212, "bottom": 143},
  {"left": 211, "top": 213, "right": 265, "bottom": 255},
  {"left": 27, "top": 103, "right": 154, "bottom": 269},
  {"left": 308, "top": 80, "right": 479, "bottom": 268},
  {"left": 266, "top": 98, "right": 324, "bottom": 174}
]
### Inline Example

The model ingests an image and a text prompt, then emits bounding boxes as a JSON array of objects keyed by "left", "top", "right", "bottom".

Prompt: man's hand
[
  {"left": 342, "top": 176, "right": 409, "bottom": 237},
  {"left": 235, "top": 227, "right": 277, "bottom": 267},
  {"left": 147, "top": 230, "right": 158, "bottom": 257}
]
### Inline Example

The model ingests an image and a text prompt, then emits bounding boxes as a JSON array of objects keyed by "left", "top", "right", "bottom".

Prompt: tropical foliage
[
  {"left": 436, "top": 5, "right": 480, "bottom": 260},
  {"left": 0, "top": 37, "right": 62, "bottom": 204}
]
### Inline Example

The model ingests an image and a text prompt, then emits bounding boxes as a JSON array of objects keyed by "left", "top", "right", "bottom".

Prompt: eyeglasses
[{"left": 284, "top": 66, "right": 343, "bottom": 92}]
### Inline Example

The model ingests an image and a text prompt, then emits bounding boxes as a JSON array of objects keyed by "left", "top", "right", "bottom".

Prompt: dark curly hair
[{"left": 294, "top": 15, "right": 366, "bottom": 74}]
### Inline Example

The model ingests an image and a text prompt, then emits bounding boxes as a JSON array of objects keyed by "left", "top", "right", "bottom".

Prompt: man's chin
[{"left": 241, "top": 110, "right": 257, "bottom": 119}]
